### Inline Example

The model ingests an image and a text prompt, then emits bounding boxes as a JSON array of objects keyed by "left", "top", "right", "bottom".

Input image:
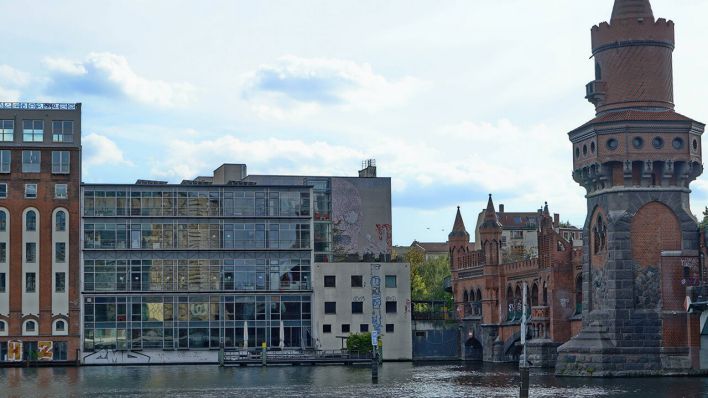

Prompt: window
[
  {"left": 0, "top": 211, "right": 5, "bottom": 231},
  {"left": 0, "top": 150, "right": 10, "bottom": 172},
  {"left": 341, "top": 324, "right": 350, "bottom": 333},
  {"left": 56, "top": 210, "right": 67, "bottom": 230},
  {"left": 351, "top": 302, "right": 363, "bottom": 314},
  {"left": 55, "top": 320, "right": 66, "bottom": 331},
  {"left": 56, "top": 272, "right": 66, "bottom": 293},
  {"left": 359, "top": 324, "right": 369, "bottom": 332},
  {"left": 56, "top": 242, "right": 66, "bottom": 262},
  {"left": 0, "top": 120, "right": 13, "bottom": 141},
  {"left": 25, "top": 320, "right": 36, "bottom": 332},
  {"left": 23, "top": 120, "right": 44, "bottom": 142},
  {"left": 0, "top": 242, "right": 5, "bottom": 262},
  {"left": 324, "top": 275, "right": 336, "bottom": 288},
  {"left": 26, "top": 272, "right": 36, "bottom": 292},
  {"left": 52, "top": 151, "right": 70, "bottom": 174},
  {"left": 0, "top": 320, "right": 5, "bottom": 332},
  {"left": 322, "top": 324, "right": 332, "bottom": 334},
  {"left": 351, "top": 275, "right": 363, "bottom": 287},
  {"left": 386, "top": 324, "right": 395, "bottom": 333},
  {"left": 0, "top": 183, "right": 7, "bottom": 199},
  {"left": 26, "top": 210, "right": 36, "bottom": 231},
  {"left": 385, "top": 275, "right": 397, "bottom": 288},
  {"left": 386, "top": 301, "right": 397, "bottom": 314},
  {"left": 25, "top": 184, "right": 37, "bottom": 199},
  {"left": 324, "top": 302, "right": 336, "bottom": 314},
  {"left": 22, "top": 150, "right": 40, "bottom": 173},
  {"left": 0, "top": 272, "right": 5, "bottom": 293},
  {"left": 55, "top": 184, "right": 68, "bottom": 199},
  {"left": 52, "top": 121, "right": 74, "bottom": 142},
  {"left": 26, "top": 242, "right": 37, "bottom": 263}
]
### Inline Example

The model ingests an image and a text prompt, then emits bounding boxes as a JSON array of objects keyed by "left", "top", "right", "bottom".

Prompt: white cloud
[
  {"left": 43, "top": 52, "right": 194, "bottom": 107},
  {"left": 83, "top": 133, "right": 132, "bottom": 167},
  {"left": 0, "top": 65, "right": 31, "bottom": 87},
  {"left": 242, "top": 55, "right": 425, "bottom": 117}
]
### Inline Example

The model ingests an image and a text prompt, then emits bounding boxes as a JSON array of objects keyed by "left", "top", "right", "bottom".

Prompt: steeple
[
  {"left": 611, "top": 0, "right": 654, "bottom": 22},
  {"left": 448, "top": 206, "right": 470, "bottom": 240},
  {"left": 481, "top": 194, "right": 502, "bottom": 229}
]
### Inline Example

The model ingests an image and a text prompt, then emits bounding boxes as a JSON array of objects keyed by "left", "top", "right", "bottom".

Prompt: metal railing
[{"left": 223, "top": 349, "right": 371, "bottom": 361}]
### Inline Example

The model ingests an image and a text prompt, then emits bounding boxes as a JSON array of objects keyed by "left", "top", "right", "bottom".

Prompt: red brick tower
[
  {"left": 556, "top": 0, "right": 705, "bottom": 376},
  {"left": 479, "top": 195, "right": 502, "bottom": 267},
  {"left": 448, "top": 206, "right": 470, "bottom": 270}
]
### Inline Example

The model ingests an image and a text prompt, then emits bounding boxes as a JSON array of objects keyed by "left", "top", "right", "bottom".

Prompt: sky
[{"left": 1, "top": 0, "right": 708, "bottom": 246}]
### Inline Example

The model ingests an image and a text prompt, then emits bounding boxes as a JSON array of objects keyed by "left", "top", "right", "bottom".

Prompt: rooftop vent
[{"left": 358, "top": 159, "right": 377, "bottom": 178}]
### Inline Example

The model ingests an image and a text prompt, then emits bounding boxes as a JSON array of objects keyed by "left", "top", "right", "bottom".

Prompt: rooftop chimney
[
  {"left": 499, "top": 204, "right": 505, "bottom": 213},
  {"left": 554, "top": 213, "right": 560, "bottom": 226},
  {"left": 213, "top": 164, "right": 247, "bottom": 184}
]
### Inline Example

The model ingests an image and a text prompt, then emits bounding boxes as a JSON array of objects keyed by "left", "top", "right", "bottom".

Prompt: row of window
[
  {"left": 323, "top": 274, "right": 397, "bottom": 288},
  {"left": 0, "top": 209, "right": 68, "bottom": 232},
  {"left": 0, "top": 183, "right": 69, "bottom": 199},
  {"left": 322, "top": 323, "right": 394, "bottom": 334},
  {"left": 16, "top": 242, "right": 68, "bottom": 263},
  {"left": 323, "top": 300, "right": 398, "bottom": 314},
  {"left": 0, "top": 150, "right": 71, "bottom": 173},
  {"left": 0, "top": 271, "right": 67, "bottom": 293},
  {"left": 0, "top": 119, "right": 74, "bottom": 143},
  {"left": 83, "top": 189, "right": 310, "bottom": 218},
  {"left": 0, "top": 320, "right": 67, "bottom": 336},
  {"left": 83, "top": 222, "right": 311, "bottom": 250}
]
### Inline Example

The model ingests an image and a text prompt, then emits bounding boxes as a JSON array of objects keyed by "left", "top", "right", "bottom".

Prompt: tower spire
[
  {"left": 481, "top": 194, "right": 502, "bottom": 229},
  {"left": 449, "top": 206, "right": 469, "bottom": 240},
  {"left": 611, "top": 0, "right": 654, "bottom": 22}
]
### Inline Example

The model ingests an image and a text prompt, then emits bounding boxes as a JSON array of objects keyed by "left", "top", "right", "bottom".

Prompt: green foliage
[
  {"left": 406, "top": 248, "right": 453, "bottom": 304},
  {"left": 346, "top": 332, "right": 373, "bottom": 354},
  {"left": 699, "top": 207, "right": 708, "bottom": 228}
]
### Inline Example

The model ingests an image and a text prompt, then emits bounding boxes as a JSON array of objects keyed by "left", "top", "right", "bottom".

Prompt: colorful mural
[
  {"left": 7, "top": 341, "right": 22, "bottom": 362},
  {"left": 38, "top": 341, "right": 53, "bottom": 361}
]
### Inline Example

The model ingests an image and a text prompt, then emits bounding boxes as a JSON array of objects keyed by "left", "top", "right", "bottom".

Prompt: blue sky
[{"left": 2, "top": 0, "right": 708, "bottom": 245}]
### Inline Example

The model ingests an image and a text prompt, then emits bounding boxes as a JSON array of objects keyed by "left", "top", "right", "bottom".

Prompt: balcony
[{"left": 585, "top": 80, "right": 607, "bottom": 105}]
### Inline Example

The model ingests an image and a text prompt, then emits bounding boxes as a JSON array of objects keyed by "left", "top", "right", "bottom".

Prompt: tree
[
  {"left": 699, "top": 207, "right": 708, "bottom": 228},
  {"left": 346, "top": 332, "right": 373, "bottom": 354},
  {"left": 405, "top": 247, "right": 453, "bottom": 304}
]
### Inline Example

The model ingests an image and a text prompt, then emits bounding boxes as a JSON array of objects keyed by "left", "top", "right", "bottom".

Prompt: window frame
[
  {"left": 323, "top": 275, "right": 336, "bottom": 288},
  {"left": 25, "top": 272, "right": 37, "bottom": 293},
  {"left": 385, "top": 300, "right": 397, "bottom": 314},
  {"left": 0, "top": 272, "right": 6, "bottom": 293},
  {"left": 55, "top": 184, "right": 68, "bottom": 199},
  {"left": 386, "top": 324, "right": 395, "bottom": 333},
  {"left": 26, "top": 210, "right": 37, "bottom": 231},
  {"left": 351, "top": 275, "right": 363, "bottom": 288},
  {"left": 0, "top": 150, "right": 10, "bottom": 173},
  {"left": 359, "top": 324, "right": 369, "bottom": 332},
  {"left": 52, "top": 120, "right": 74, "bottom": 143},
  {"left": 351, "top": 301, "right": 364, "bottom": 314},
  {"left": 55, "top": 242, "right": 66, "bottom": 263},
  {"left": 21, "top": 150, "right": 41, "bottom": 173},
  {"left": 385, "top": 275, "right": 397, "bottom": 288},
  {"left": 23, "top": 120, "right": 44, "bottom": 142},
  {"left": 324, "top": 301, "right": 336, "bottom": 314},
  {"left": 51, "top": 151, "right": 70, "bottom": 174},
  {"left": 55, "top": 272, "right": 66, "bottom": 293},
  {"left": 25, "top": 183, "right": 38, "bottom": 199},
  {"left": 0, "top": 183, "right": 7, "bottom": 199},
  {"left": 322, "top": 324, "right": 332, "bottom": 334},
  {"left": 0, "top": 119, "right": 14, "bottom": 142}
]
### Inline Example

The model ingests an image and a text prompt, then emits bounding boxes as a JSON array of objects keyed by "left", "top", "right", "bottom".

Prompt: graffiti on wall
[
  {"left": 332, "top": 178, "right": 391, "bottom": 262},
  {"left": 83, "top": 349, "right": 216, "bottom": 365},
  {"left": 38, "top": 341, "right": 53, "bottom": 361},
  {"left": 371, "top": 263, "right": 382, "bottom": 336},
  {"left": 7, "top": 341, "right": 22, "bottom": 361}
]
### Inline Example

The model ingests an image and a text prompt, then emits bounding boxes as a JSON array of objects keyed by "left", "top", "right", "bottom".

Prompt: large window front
[
  {"left": 82, "top": 294, "right": 312, "bottom": 351},
  {"left": 83, "top": 256, "right": 311, "bottom": 292}
]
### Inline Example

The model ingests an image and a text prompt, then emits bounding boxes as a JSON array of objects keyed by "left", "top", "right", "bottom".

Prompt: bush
[{"left": 346, "top": 332, "right": 373, "bottom": 354}]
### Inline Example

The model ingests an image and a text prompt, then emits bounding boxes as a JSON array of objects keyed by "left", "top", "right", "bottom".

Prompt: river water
[{"left": 1, "top": 362, "right": 707, "bottom": 398}]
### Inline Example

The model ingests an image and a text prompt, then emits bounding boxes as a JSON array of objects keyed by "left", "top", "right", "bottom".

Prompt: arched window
[
  {"left": 55, "top": 320, "right": 66, "bottom": 331},
  {"left": 575, "top": 274, "right": 583, "bottom": 314},
  {"left": 26, "top": 210, "right": 36, "bottom": 231},
  {"left": 23, "top": 319, "right": 38, "bottom": 336},
  {"left": 476, "top": 289, "right": 482, "bottom": 303},
  {"left": 463, "top": 290, "right": 469, "bottom": 303},
  {"left": 56, "top": 210, "right": 66, "bottom": 231},
  {"left": 0, "top": 320, "right": 6, "bottom": 334},
  {"left": 531, "top": 284, "right": 539, "bottom": 307},
  {"left": 0, "top": 211, "right": 6, "bottom": 232}
]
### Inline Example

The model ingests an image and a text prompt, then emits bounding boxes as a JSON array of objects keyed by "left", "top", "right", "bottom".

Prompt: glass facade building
[{"left": 81, "top": 184, "right": 314, "bottom": 355}]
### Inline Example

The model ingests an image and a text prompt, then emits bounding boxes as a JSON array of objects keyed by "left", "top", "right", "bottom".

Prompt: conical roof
[
  {"left": 448, "top": 206, "right": 470, "bottom": 239},
  {"left": 480, "top": 194, "right": 502, "bottom": 229},
  {"left": 611, "top": 0, "right": 654, "bottom": 22}
]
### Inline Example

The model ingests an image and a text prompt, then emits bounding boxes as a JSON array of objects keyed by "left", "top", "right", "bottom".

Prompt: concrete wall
[{"left": 312, "top": 262, "right": 412, "bottom": 360}]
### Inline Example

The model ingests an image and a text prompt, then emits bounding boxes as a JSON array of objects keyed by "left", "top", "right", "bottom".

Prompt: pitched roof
[
  {"left": 480, "top": 194, "right": 502, "bottom": 230},
  {"left": 449, "top": 206, "right": 470, "bottom": 240},
  {"left": 413, "top": 242, "right": 449, "bottom": 253}
]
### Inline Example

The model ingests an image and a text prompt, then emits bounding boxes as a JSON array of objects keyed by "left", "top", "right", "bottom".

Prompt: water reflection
[{"left": 0, "top": 362, "right": 707, "bottom": 398}]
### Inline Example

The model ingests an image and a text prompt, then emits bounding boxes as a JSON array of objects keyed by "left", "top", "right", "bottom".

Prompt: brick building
[
  {"left": 555, "top": 0, "right": 705, "bottom": 376},
  {"left": 0, "top": 102, "right": 81, "bottom": 363},
  {"left": 448, "top": 195, "right": 582, "bottom": 366}
]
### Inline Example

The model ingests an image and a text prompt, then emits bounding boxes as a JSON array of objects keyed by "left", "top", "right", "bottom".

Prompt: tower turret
[
  {"left": 448, "top": 206, "right": 471, "bottom": 270},
  {"left": 479, "top": 194, "right": 502, "bottom": 266}
]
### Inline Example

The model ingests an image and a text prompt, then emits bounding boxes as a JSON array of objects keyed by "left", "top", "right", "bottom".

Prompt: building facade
[
  {"left": 449, "top": 196, "right": 582, "bottom": 367},
  {"left": 0, "top": 102, "right": 82, "bottom": 364},
  {"left": 81, "top": 162, "right": 410, "bottom": 364},
  {"left": 556, "top": 0, "right": 706, "bottom": 376}
]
